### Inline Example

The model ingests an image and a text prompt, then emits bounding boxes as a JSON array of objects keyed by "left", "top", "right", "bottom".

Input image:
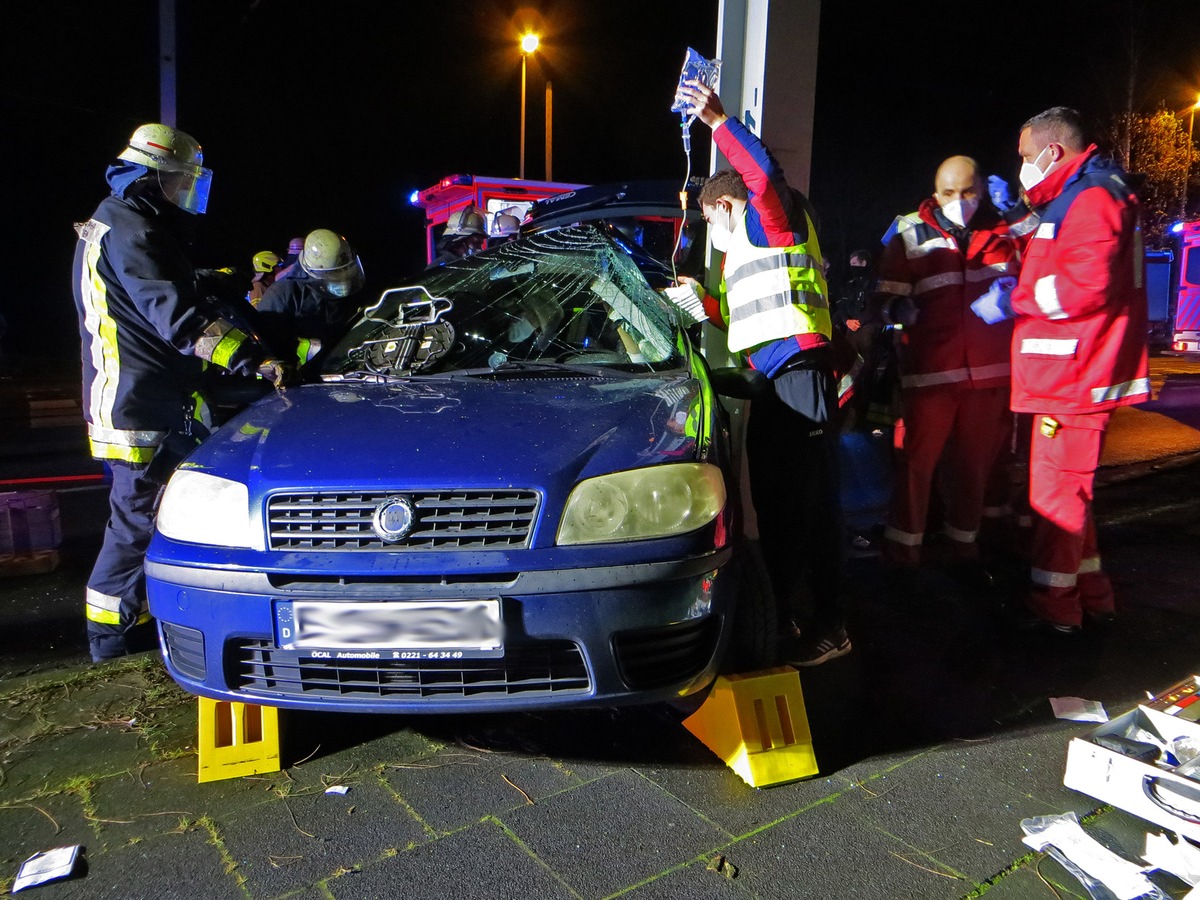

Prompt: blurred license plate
[{"left": 275, "top": 600, "right": 503, "bottom": 660}]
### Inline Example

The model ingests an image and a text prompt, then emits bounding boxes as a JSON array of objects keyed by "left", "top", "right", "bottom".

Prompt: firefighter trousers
[
  {"left": 884, "top": 383, "right": 1010, "bottom": 568},
  {"left": 1025, "top": 411, "right": 1114, "bottom": 627},
  {"left": 86, "top": 461, "right": 162, "bottom": 661}
]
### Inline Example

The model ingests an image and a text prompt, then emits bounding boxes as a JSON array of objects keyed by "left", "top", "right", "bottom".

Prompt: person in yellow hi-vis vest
[{"left": 673, "top": 81, "right": 848, "bottom": 667}]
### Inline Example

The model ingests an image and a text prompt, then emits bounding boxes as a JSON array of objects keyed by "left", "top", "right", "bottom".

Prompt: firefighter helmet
[
  {"left": 252, "top": 251, "right": 281, "bottom": 273},
  {"left": 117, "top": 123, "right": 213, "bottom": 214},
  {"left": 300, "top": 229, "right": 365, "bottom": 298},
  {"left": 491, "top": 213, "right": 521, "bottom": 237},
  {"left": 444, "top": 207, "right": 486, "bottom": 237}
]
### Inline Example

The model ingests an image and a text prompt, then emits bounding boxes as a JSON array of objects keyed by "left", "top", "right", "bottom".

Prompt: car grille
[
  {"left": 612, "top": 616, "right": 719, "bottom": 690},
  {"left": 229, "top": 639, "right": 590, "bottom": 699},
  {"left": 161, "top": 622, "right": 207, "bottom": 681},
  {"left": 266, "top": 490, "right": 539, "bottom": 551}
]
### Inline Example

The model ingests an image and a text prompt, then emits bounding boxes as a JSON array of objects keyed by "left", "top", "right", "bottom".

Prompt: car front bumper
[{"left": 145, "top": 548, "right": 734, "bottom": 714}]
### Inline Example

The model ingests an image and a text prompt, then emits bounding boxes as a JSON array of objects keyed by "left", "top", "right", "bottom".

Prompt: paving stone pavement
[{"left": 3, "top": 464, "right": 1200, "bottom": 898}]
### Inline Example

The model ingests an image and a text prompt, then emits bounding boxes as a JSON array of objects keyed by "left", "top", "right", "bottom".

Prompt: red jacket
[
  {"left": 1009, "top": 146, "right": 1149, "bottom": 414},
  {"left": 877, "top": 200, "right": 1018, "bottom": 390}
]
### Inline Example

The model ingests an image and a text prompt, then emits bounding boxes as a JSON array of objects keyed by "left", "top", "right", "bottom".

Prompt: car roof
[{"left": 524, "top": 179, "right": 705, "bottom": 232}]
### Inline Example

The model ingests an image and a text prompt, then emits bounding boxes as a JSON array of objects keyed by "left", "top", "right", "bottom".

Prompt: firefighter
[
  {"left": 256, "top": 228, "right": 365, "bottom": 351},
  {"left": 971, "top": 107, "right": 1150, "bottom": 633},
  {"left": 247, "top": 250, "right": 282, "bottom": 307},
  {"left": 73, "top": 123, "right": 291, "bottom": 662},
  {"left": 490, "top": 212, "right": 522, "bottom": 245},
  {"left": 674, "top": 79, "right": 848, "bottom": 667},
  {"left": 431, "top": 207, "right": 487, "bottom": 266},
  {"left": 874, "top": 156, "right": 1019, "bottom": 592}
]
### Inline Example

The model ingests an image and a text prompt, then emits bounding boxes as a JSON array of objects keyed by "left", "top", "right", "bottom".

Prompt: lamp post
[
  {"left": 519, "top": 32, "right": 539, "bottom": 180},
  {"left": 1186, "top": 94, "right": 1200, "bottom": 220}
]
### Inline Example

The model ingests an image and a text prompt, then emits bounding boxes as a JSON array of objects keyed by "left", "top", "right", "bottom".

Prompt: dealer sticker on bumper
[{"left": 275, "top": 599, "right": 503, "bottom": 660}]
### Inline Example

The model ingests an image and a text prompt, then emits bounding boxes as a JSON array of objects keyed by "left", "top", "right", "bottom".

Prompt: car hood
[{"left": 192, "top": 372, "right": 704, "bottom": 494}]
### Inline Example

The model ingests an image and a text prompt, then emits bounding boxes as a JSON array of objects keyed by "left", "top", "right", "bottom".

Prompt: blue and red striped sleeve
[{"left": 712, "top": 117, "right": 801, "bottom": 249}]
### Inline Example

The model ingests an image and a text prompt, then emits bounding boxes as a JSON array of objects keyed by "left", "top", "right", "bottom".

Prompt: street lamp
[
  {"left": 1186, "top": 93, "right": 1200, "bottom": 220},
  {"left": 519, "top": 32, "right": 539, "bottom": 180}
]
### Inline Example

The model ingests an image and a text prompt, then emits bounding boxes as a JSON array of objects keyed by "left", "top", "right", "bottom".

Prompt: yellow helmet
[
  {"left": 252, "top": 251, "right": 281, "bottom": 273},
  {"left": 300, "top": 229, "right": 365, "bottom": 298},
  {"left": 117, "top": 123, "right": 213, "bottom": 214}
]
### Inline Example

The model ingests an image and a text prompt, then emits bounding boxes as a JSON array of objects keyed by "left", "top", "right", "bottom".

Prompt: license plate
[{"left": 275, "top": 599, "right": 503, "bottom": 660}]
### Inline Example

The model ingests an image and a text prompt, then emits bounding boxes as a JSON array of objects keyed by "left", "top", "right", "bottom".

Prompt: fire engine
[{"left": 411, "top": 174, "right": 584, "bottom": 265}]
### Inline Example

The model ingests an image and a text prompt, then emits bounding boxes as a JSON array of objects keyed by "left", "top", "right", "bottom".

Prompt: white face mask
[
  {"left": 1019, "top": 145, "right": 1053, "bottom": 192},
  {"left": 707, "top": 207, "right": 734, "bottom": 253},
  {"left": 941, "top": 197, "right": 979, "bottom": 228}
]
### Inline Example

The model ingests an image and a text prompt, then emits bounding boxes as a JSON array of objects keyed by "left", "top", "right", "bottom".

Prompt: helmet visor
[
  {"left": 313, "top": 256, "right": 366, "bottom": 298},
  {"left": 158, "top": 163, "right": 213, "bottom": 214}
]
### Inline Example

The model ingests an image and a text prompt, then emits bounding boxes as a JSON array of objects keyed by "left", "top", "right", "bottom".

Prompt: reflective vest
[{"left": 722, "top": 208, "right": 831, "bottom": 354}]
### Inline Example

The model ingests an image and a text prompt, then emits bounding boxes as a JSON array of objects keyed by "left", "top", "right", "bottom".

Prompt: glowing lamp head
[{"left": 521, "top": 33, "right": 539, "bottom": 54}]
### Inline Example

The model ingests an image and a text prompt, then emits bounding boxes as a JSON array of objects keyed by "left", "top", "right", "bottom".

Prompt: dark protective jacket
[
  {"left": 256, "top": 273, "right": 359, "bottom": 348},
  {"left": 73, "top": 182, "right": 260, "bottom": 463}
]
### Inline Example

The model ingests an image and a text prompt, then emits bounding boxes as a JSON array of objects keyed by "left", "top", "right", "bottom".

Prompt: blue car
[{"left": 146, "top": 225, "right": 772, "bottom": 713}]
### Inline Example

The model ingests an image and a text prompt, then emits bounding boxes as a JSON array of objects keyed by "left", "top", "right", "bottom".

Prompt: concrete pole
[{"left": 159, "top": 0, "right": 177, "bottom": 126}]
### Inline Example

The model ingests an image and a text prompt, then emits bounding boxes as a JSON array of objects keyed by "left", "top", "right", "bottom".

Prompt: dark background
[{"left": 4, "top": 1, "right": 1200, "bottom": 364}]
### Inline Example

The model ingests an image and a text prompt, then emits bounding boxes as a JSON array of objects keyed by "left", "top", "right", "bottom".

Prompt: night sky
[{"left": 4, "top": 1, "right": 1200, "bottom": 361}]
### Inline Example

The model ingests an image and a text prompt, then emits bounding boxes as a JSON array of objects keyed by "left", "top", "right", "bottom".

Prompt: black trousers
[{"left": 745, "top": 361, "right": 845, "bottom": 632}]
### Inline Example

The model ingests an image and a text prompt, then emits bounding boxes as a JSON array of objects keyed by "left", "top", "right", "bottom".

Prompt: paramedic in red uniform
[
  {"left": 875, "top": 156, "right": 1019, "bottom": 589},
  {"left": 971, "top": 107, "right": 1150, "bottom": 633},
  {"left": 675, "top": 80, "right": 847, "bottom": 666}
]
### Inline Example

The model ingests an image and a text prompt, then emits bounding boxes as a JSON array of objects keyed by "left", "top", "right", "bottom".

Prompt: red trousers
[
  {"left": 884, "top": 383, "right": 1010, "bottom": 567},
  {"left": 1025, "top": 411, "right": 1114, "bottom": 626}
]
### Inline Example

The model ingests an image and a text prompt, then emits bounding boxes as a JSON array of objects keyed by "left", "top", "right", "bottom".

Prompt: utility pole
[{"left": 159, "top": 0, "right": 177, "bottom": 126}]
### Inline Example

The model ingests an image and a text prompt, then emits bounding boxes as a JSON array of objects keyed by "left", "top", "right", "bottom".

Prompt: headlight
[
  {"left": 557, "top": 463, "right": 726, "bottom": 545},
  {"left": 156, "top": 470, "right": 259, "bottom": 549}
]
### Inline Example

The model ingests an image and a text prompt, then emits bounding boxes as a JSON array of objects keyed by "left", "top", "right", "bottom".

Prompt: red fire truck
[{"left": 411, "top": 174, "right": 585, "bottom": 265}]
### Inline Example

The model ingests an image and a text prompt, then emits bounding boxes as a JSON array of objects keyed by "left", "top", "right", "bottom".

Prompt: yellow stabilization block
[
  {"left": 683, "top": 666, "right": 818, "bottom": 788},
  {"left": 197, "top": 697, "right": 282, "bottom": 783}
]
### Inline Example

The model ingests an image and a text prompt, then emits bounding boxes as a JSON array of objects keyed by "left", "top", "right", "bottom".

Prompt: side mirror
[{"left": 709, "top": 366, "right": 769, "bottom": 399}]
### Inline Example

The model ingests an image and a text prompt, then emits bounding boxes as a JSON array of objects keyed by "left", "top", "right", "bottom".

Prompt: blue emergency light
[
  {"left": 409, "top": 190, "right": 421, "bottom": 205},
  {"left": 1172, "top": 221, "right": 1185, "bottom": 234}
]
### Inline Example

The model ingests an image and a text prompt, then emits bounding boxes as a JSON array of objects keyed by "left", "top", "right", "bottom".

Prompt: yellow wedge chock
[
  {"left": 683, "top": 667, "right": 819, "bottom": 788},
  {"left": 197, "top": 697, "right": 282, "bottom": 783}
]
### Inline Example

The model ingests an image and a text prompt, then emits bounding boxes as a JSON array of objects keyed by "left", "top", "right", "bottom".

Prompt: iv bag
[{"left": 670, "top": 48, "right": 721, "bottom": 114}]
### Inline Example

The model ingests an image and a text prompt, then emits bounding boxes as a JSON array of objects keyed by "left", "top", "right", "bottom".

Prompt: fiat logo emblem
[{"left": 372, "top": 496, "right": 415, "bottom": 543}]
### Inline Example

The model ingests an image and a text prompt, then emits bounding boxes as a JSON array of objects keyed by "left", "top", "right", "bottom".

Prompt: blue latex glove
[
  {"left": 988, "top": 175, "right": 1016, "bottom": 212},
  {"left": 971, "top": 277, "right": 1017, "bottom": 324}
]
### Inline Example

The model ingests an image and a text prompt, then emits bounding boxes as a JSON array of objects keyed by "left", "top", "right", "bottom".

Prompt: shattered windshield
[{"left": 322, "top": 226, "right": 688, "bottom": 380}]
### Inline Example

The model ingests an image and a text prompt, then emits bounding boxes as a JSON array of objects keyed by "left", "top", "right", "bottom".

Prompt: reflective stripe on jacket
[
  {"left": 1009, "top": 147, "right": 1150, "bottom": 414},
  {"left": 877, "top": 200, "right": 1018, "bottom": 391},
  {"left": 712, "top": 117, "right": 831, "bottom": 357},
  {"left": 73, "top": 193, "right": 217, "bottom": 462},
  {"left": 722, "top": 208, "right": 831, "bottom": 353}
]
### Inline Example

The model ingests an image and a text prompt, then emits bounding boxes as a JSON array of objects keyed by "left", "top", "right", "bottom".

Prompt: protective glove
[
  {"left": 195, "top": 267, "right": 253, "bottom": 305},
  {"left": 987, "top": 175, "right": 1016, "bottom": 213},
  {"left": 971, "top": 276, "right": 1017, "bottom": 324},
  {"left": 256, "top": 358, "right": 297, "bottom": 387}
]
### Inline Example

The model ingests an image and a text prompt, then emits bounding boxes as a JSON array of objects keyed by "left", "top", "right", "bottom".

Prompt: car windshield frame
[{"left": 322, "top": 225, "right": 692, "bottom": 382}]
